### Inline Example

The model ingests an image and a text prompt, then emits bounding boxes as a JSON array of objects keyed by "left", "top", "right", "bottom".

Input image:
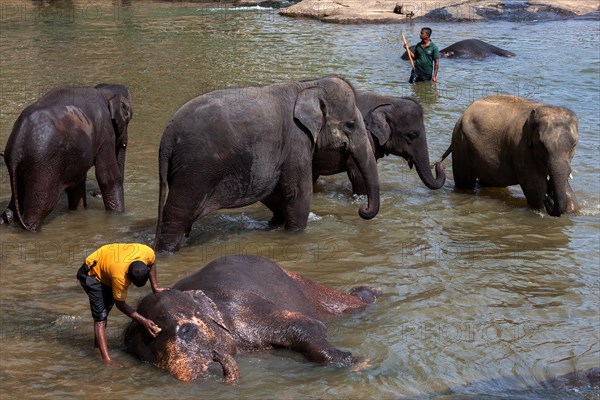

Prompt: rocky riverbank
[{"left": 238, "top": 0, "right": 599, "bottom": 23}]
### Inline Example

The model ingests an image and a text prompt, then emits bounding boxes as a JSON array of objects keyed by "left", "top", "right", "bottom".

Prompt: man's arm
[
  {"left": 148, "top": 262, "right": 169, "bottom": 293},
  {"left": 115, "top": 300, "right": 160, "bottom": 337},
  {"left": 433, "top": 58, "right": 439, "bottom": 82},
  {"left": 404, "top": 43, "right": 416, "bottom": 60}
]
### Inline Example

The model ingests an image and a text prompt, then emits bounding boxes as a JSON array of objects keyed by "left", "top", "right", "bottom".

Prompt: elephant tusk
[{"left": 569, "top": 173, "right": 573, "bottom": 180}]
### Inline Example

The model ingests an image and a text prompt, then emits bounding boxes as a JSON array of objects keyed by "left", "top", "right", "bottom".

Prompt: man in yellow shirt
[{"left": 77, "top": 243, "right": 169, "bottom": 367}]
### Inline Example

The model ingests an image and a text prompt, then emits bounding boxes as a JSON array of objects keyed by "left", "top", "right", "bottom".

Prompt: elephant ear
[
  {"left": 524, "top": 109, "right": 541, "bottom": 148},
  {"left": 365, "top": 104, "right": 392, "bottom": 146},
  {"left": 187, "top": 290, "right": 230, "bottom": 333},
  {"left": 294, "top": 86, "right": 325, "bottom": 143},
  {"left": 108, "top": 95, "right": 132, "bottom": 127}
]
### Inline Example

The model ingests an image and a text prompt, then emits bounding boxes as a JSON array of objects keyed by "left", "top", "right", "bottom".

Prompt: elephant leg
[
  {"left": 261, "top": 189, "right": 286, "bottom": 227},
  {"left": 282, "top": 175, "right": 312, "bottom": 231},
  {"left": 451, "top": 149, "right": 476, "bottom": 189},
  {"left": 155, "top": 186, "right": 216, "bottom": 253},
  {"left": 66, "top": 178, "right": 87, "bottom": 210},
  {"left": 20, "top": 176, "right": 61, "bottom": 231},
  {"left": 94, "top": 146, "right": 124, "bottom": 212},
  {"left": 520, "top": 178, "right": 546, "bottom": 209},
  {"left": 265, "top": 310, "right": 354, "bottom": 365}
]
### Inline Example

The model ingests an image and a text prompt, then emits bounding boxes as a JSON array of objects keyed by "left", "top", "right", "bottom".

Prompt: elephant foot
[
  {"left": 267, "top": 216, "right": 285, "bottom": 229},
  {"left": 350, "top": 286, "right": 381, "bottom": 304},
  {"left": 0, "top": 207, "right": 14, "bottom": 225},
  {"left": 212, "top": 350, "right": 240, "bottom": 384},
  {"left": 543, "top": 194, "right": 562, "bottom": 217},
  {"left": 325, "top": 348, "right": 354, "bottom": 366},
  {"left": 88, "top": 189, "right": 103, "bottom": 198}
]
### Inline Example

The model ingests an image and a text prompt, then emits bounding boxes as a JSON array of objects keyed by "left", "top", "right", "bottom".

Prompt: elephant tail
[
  {"left": 154, "top": 142, "right": 170, "bottom": 250},
  {"left": 6, "top": 154, "right": 31, "bottom": 231},
  {"left": 438, "top": 144, "right": 452, "bottom": 163}
]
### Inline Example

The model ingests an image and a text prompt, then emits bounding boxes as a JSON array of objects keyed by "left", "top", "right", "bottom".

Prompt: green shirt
[{"left": 414, "top": 41, "right": 439, "bottom": 78}]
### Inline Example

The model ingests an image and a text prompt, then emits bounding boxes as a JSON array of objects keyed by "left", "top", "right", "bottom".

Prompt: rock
[
  {"left": 279, "top": 0, "right": 599, "bottom": 23},
  {"left": 235, "top": 0, "right": 295, "bottom": 8}
]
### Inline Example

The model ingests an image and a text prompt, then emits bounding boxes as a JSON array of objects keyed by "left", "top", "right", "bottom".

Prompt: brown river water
[{"left": 0, "top": 1, "right": 598, "bottom": 399}]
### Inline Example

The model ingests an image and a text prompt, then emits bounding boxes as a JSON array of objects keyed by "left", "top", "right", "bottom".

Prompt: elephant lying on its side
[
  {"left": 1, "top": 84, "right": 132, "bottom": 231},
  {"left": 313, "top": 92, "right": 446, "bottom": 195},
  {"left": 440, "top": 95, "right": 579, "bottom": 217},
  {"left": 402, "top": 39, "right": 515, "bottom": 60},
  {"left": 154, "top": 76, "right": 380, "bottom": 253},
  {"left": 124, "top": 255, "right": 379, "bottom": 382}
]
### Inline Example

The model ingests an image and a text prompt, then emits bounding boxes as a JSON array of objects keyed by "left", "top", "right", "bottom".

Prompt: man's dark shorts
[
  {"left": 77, "top": 264, "right": 114, "bottom": 322},
  {"left": 409, "top": 69, "right": 432, "bottom": 83}
]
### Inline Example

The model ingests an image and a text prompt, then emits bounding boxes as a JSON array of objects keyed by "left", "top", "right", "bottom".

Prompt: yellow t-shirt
[{"left": 85, "top": 243, "right": 155, "bottom": 301}]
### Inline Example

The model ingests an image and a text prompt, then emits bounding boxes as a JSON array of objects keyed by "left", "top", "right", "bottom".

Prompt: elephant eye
[
  {"left": 344, "top": 121, "right": 356, "bottom": 131},
  {"left": 406, "top": 132, "right": 418, "bottom": 142}
]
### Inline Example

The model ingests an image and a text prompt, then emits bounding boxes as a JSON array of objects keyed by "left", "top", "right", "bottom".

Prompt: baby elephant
[
  {"left": 124, "top": 255, "right": 379, "bottom": 383},
  {"left": 440, "top": 95, "right": 579, "bottom": 217}
]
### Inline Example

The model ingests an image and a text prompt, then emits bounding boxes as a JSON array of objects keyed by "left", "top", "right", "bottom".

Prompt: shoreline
[{"left": 273, "top": 0, "right": 600, "bottom": 23}]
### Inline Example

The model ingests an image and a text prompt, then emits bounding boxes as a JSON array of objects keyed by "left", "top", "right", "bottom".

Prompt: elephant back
[{"left": 172, "top": 255, "right": 317, "bottom": 315}]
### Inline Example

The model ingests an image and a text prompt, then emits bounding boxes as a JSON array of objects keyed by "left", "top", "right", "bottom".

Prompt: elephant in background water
[
  {"left": 154, "top": 76, "right": 380, "bottom": 253},
  {"left": 313, "top": 92, "right": 446, "bottom": 195},
  {"left": 124, "top": 255, "right": 379, "bottom": 382},
  {"left": 1, "top": 84, "right": 132, "bottom": 231},
  {"left": 402, "top": 39, "right": 515, "bottom": 60},
  {"left": 440, "top": 95, "right": 579, "bottom": 217}
]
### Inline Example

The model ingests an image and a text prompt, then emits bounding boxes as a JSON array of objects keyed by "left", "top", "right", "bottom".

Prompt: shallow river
[{"left": 0, "top": 1, "right": 598, "bottom": 399}]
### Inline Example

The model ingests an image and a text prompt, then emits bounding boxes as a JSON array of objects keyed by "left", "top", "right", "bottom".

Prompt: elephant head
[
  {"left": 294, "top": 77, "right": 380, "bottom": 219},
  {"left": 526, "top": 106, "right": 579, "bottom": 216},
  {"left": 124, "top": 290, "right": 239, "bottom": 382},
  {"left": 95, "top": 83, "right": 133, "bottom": 196},
  {"left": 360, "top": 94, "right": 446, "bottom": 189}
]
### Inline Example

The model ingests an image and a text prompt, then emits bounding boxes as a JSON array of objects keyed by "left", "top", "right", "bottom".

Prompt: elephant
[
  {"left": 154, "top": 76, "right": 380, "bottom": 253},
  {"left": 312, "top": 91, "right": 446, "bottom": 195},
  {"left": 124, "top": 254, "right": 379, "bottom": 382},
  {"left": 0, "top": 84, "right": 132, "bottom": 231},
  {"left": 402, "top": 39, "right": 515, "bottom": 60},
  {"left": 439, "top": 95, "right": 579, "bottom": 217}
]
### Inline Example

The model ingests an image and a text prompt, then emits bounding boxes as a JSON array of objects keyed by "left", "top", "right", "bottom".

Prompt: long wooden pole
[{"left": 401, "top": 32, "right": 415, "bottom": 69}]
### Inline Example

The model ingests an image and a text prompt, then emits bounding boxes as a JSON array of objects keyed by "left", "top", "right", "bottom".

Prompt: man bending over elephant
[{"left": 77, "top": 243, "right": 169, "bottom": 367}]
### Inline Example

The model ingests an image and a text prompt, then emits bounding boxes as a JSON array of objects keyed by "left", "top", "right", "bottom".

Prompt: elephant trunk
[
  {"left": 545, "top": 161, "right": 577, "bottom": 217},
  {"left": 413, "top": 149, "right": 446, "bottom": 190},
  {"left": 350, "top": 133, "right": 380, "bottom": 220}
]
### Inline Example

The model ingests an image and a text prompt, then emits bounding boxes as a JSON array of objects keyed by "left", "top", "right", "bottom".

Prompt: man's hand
[
  {"left": 153, "top": 286, "right": 170, "bottom": 293},
  {"left": 142, "top": 318, "right": 162, "bottom": 338}
]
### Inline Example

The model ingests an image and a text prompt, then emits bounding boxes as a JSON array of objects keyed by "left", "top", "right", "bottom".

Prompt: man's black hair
[
  {"left": 128, "top": 261, "right": 149, "bottom": 287},
  {"left": 422, "top": 27, "right": 432, "bottom": 37}
]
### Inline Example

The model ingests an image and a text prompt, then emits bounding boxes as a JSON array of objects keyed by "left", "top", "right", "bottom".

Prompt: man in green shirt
[{"left": 404, "top": 27, "right": 440, "bottom": 83}]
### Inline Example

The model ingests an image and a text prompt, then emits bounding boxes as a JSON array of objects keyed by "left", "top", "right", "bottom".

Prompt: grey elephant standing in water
[
  {"left": 440, "top": 95, "right": 579, "bottom": 217},
  {"left": 1, "top": 84, "right": 132, "bottom": 231},
  {"left": 154, "top": 76, "right": 380, "bottom": 253},
  {"left": 313, "top": 92, "right": 446, "bottom": 194}
]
